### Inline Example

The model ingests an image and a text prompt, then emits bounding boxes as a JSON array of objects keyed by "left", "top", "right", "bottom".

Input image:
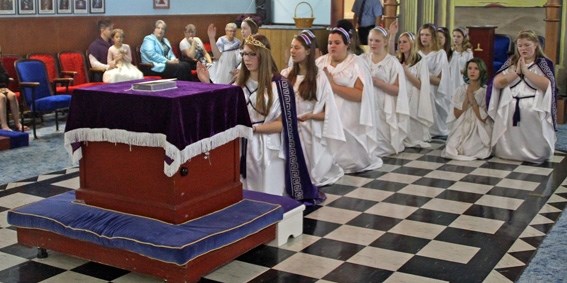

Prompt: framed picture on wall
[
  {"left": 89, "top": 0, "right": 102, "bottom": 13},
  {"left": 38, "top": 0, "right": 55, "bottom": 14},
  {"left": 153, "top": 0, "right": 168, "bottom": 9},
  {"left": 18, "top": 0, "right": 36, "bottom": 14},
  {"left": 73, "top": 0, "right": 87, "bottom": 13},
  {"left": 0, "top": 0, "right": 16, "bottom": 15},
  {"left": 57, "top": 0, "right": 71, "bottom": 13}
]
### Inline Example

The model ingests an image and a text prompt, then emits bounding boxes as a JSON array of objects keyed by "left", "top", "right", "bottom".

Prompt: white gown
[
  {"left": 281, "top": 68, "right": 344, "bottom": 186},
  {"left": 404, "top": 58, "right": 434, "bottom": 148},
  {"left": 488, "top": 64, "right": 556, "bottom": 163},
  {"left": 103, "top": 44, "right": 144, "bottom": 83},
  {"left": 442, "top": 85, "right": 492, "bottom": 160},
  {"left": 361, "top": 53, "right": 410, "bottom": 156},
  {"left": 448, "top": 49, "right": 473, "bottom": 93},
  {"left": 241, "top": 79, "right": 286, "bottom": 196},
  {"left": 315, "top": 54, "right": 383, "bottom": 173},
  {"left": 419, "top": 50, "right": 451, "bottom": 137}
]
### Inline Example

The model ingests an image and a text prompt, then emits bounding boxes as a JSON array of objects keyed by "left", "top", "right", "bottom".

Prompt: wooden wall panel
[{"left": 0, "top": 15, "right": 236, "bottom": 57}]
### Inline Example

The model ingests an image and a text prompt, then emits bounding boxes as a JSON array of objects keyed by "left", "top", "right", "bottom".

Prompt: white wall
[{"left": 271, "top": 0, "right": 331, "bottom": 26}]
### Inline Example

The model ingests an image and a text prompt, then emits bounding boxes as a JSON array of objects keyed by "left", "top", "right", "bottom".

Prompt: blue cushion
[
  {"left": 243, "top": 190, "right": 302, "bottom": 213},
  {"left": 0, "top": 130, "right": 29, "bottom": 148},
  {"left": 33, "top": 95, "right": 71, "bottom": 112},
  {"left": 8, "top": 191, "right": 283, "bottom": 265}
]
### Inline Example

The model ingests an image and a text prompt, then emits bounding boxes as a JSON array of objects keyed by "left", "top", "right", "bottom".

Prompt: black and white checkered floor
[{"left": 1, "top": 141, "right": 566, "bottom": 282}]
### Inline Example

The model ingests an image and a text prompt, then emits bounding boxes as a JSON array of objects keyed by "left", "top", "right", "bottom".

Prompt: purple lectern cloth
[{"left": 64, "top": 80, "right": 252, "bottom": 176}]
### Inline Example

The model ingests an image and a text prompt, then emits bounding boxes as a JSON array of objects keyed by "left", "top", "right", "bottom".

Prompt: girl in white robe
[
  {"left": 281, "top": 33, "right": 344, "bottom": 186},
  {"left": 362, "top": 26, "right": 409, "bottom": 156},
  {"left": 315, "top": 27, "right": 382, "bottom": 173},
  {"left": 448, "top": 27, "right": 473, "bottom": 94},
  {"left": 418, "top": 23, "right": 451, "bottom": 137},
  {"left": 488, "top": 30, "right": 557, "bottom": 163},
  {"left": 103, "top": 29, "right": 143, "bottom": 83},
  {"left": 442, "top": 58, "right": 493, "bottom": 160}
]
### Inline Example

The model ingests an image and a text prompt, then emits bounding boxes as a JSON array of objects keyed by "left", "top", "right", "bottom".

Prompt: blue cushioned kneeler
[
  {"left": 243, "top": 190, "right": 302, "bottom": 213},
  {"left": 0, "top": 130, "right": 29, "bottom": 148},
  {"left": 8, "top": 191, "right": 283, "bottom": 266}
]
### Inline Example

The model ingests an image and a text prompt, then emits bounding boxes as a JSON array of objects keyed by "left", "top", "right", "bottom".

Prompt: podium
[
  {"left": 467, "top": 25, "right": 497, "bottom": 77},
  {"left": 9, "top": 80, "right": 284, "bottom": 282}
]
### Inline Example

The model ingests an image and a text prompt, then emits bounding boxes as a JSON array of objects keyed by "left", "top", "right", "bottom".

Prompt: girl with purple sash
[{"left": 487, "top": 30, "right": 557, "bottom": 163}]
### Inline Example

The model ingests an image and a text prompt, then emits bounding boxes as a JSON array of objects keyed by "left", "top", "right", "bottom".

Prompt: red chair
[
  {"left": 58, "top": 51, "right": 104, "bottom": 89},
  {"left": 1, "top": 54, "right": 22, "bottom": 95},
  {"left": 27, "top": 53, "right": 75, "bottom": 93}
]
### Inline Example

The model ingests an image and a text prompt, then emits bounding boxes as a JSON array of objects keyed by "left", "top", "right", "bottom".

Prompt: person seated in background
[
  {"left": 88, "top": 19, "right": 115, "bottom": 81},
  {"left": 103, "top": 29, "right": 143, "bottom": 83},
  {"left": 0, "top": 64, "right": 25, "bottom": 132},
  {"left": 179, "top": 24, "right": 212, "bottom": 70},
  {"left": 141, "top": 20, "right": 193, "bottom": 81}
]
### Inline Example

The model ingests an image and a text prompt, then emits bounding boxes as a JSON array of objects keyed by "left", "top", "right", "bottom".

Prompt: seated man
[
  {"left": 141, "top": 20, "right": 193, "bottom": 81},
  {"left": 88, "top": 19, "right": 115, "bottom": 81}
]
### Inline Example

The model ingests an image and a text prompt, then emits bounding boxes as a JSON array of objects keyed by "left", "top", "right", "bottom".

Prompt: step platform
[
  {"left": 8, "top": 191, "right": 283, "bottom": 282},
  {"left": 0, "top": 130, "right": 29, "bottom": 150}
]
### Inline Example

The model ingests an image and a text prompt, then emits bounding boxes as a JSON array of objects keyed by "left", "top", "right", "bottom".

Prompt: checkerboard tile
[{"left": 0, "top": 149, "right": 566, "bottom": 282}]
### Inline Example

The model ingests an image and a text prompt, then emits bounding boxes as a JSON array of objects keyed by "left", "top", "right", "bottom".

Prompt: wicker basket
[{"left": 293, "top": 2, "right": 315, "bottom": 29}]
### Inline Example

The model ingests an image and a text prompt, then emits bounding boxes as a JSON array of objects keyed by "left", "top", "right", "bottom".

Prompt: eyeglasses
[{"left": 240, "top": 51, "right": 257, "bottom": 57}]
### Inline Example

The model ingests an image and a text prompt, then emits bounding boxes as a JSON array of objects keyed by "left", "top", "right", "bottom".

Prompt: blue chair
[
  {"left": 15, "top": 59, "right": 72, "bottom": 139},
  {"left": 493, "top": 34, "right": 513, "bottom": 73}
]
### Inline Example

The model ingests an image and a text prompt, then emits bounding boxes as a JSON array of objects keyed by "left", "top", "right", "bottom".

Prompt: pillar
[
  {"left": 383, "top": 0, "right": 399, "bottom": 29},
  {"left": 544, "top": 0, "right": 561, "bottom": 63}
]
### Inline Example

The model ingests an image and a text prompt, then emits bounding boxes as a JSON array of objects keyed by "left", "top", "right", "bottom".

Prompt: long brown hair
[
  {"left": 417, "top": 23, "right": 440, "bottom": 51},
  {"left": 287, "top": 34, "right": 318, "bottom": 101},
  {"left": 236, "top": 34, "right": 276, "bottom": 116}
]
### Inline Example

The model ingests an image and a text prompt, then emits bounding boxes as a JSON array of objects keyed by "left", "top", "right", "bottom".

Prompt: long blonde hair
[
  {"left": 510, "top": 30, "right": 546, "bottom": 66},
  {"left": 236, "top": 34, "right": 277, "bottom": 116},
  {"left": 397, "top": 32, "right": 421, "bottom": 67}
]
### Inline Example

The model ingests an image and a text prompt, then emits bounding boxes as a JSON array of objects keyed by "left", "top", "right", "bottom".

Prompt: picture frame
[
  {"left": 89, "top": 0, "right": 102, "bottom": 13},
  {"left": 73, "top": 0, "right": 86, "bottom": 13},
  {"left": 57, "top": 0, "right": 71, "bottom": 13},
  {"left": 18, "top": 0, "right": 36, "bottom": 14},
  {"left": 153, "top": 0, "right": 168, "bottom": 9},
  {"left": 0, "top": 0, "right": 16, "bottom": 15},
  {"left": 38, "top": 0, "right": 55, "bottom": 14}
]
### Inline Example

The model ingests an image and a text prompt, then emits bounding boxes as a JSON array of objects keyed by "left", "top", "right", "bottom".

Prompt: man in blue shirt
[{"left": 352, "top": 0, "right": 383, "bottom": 45}]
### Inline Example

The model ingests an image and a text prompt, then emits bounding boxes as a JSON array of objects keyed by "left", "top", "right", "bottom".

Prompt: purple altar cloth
[{"left": 64, "top": 80, "right": 252, "bottom": 176}]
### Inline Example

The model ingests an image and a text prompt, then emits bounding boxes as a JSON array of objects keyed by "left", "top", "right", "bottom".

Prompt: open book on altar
[{"left": 132, "top": 78, "right": 178, "bottom": 91}]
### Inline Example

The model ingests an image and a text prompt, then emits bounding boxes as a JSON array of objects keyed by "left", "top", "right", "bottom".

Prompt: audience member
[
  {"left": 351, "top": 0, "right": 383, "bottom": 45},
  {"left": 141, "top": 20, "right": 193, "bottom": 81},
  {"left": 362, "top": 26, "right": 409, "bottom": 156},
  {"left": 418, "top": 23, "right": 451, "bottom": 138},
  {"left": 488, "top": 30, "right": 557, "bottom": 163},
  {"left": 88, "top": 19, "right": 114, "bottom": 79},
  {"left": 442, "top": 58, "right": 492, "bottom": 160},
  {"left": 197, "top": 34, "right": 325, "bottom": 205},
  {"left": 315, "top": 27, "right": 382, "bottom": 173},
  {"left": 102, "top": 29, "right": 143, "bottom": 83},
  {"left": 179, "top": 24, "right": 212, "bottom": 69},
  {"left": 0, "top": 65, "right": 25, "bottom": 131},
  {"left": 281, "top": 32, "right": 344, "bottom": 186}
]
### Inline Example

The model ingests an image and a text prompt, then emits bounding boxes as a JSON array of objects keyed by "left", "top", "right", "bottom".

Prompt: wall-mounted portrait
[
  {"left": 0, "top": 0, "right": 16, "bottom": 15},
  {"left": 18, "top": 0, "right": 35, "bottom": 14},
  {"left": 38, "top": 0, "right": 55, "bottom": 14},
  {"left": 73, "top": 0, "right": 87, "bottom": 13},
  {"left": 153, "top": 0, "right": 168, "bottom": 9},
  {"left": 57, "top": 0, "right": 71, "bottom": 13},
  {"left": 90, "top": 0, "right": 103, "bottom": 13}
]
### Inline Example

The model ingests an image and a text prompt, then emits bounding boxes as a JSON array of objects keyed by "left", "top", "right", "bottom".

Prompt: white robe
[
  {"left": 420, "top": 50, "right": 451, "bottom": 137},
  {"left": 241, "top": 79, "right": 286, "bottom": 196},
  {"left": 209, "top": 49, "right": 240, "bottom": 84},
  {"left": 361, "top": 53, "right": 410, "bottom": 156},
  {"left": 442, "top": 85, "right": 492, "bottom": 160},
  {"left": 488, "top": 64, "right": 556, "bottom": 163},
  {"left": 448, "top": 49, "right": 473, "bottom": 93},
  {"left": 103, "top": 44, "right": 144, "bottom": 83},
  {"left": 281, "top": 68, "right": 345, "bottom": 186},
  {"left": 315, "top": 54, "right": 382, "bottom": 173},
  {"left": 404, "top": 58, "right": 434, "bottom": 148}
]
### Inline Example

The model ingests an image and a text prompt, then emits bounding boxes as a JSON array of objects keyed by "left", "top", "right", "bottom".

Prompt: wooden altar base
[
  {"left": 77, "top": 140, "right": 242, "bottom": 224},
  {"left": 17, "top": 225, "right": 276, "bottom": 283}
]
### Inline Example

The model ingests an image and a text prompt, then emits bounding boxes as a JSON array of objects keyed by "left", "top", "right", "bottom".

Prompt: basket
[{"left": 293, "top": 2, "right": 315, "bottom": 29}]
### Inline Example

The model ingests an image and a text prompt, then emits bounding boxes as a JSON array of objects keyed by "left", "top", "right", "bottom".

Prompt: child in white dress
[{"left": 102, "top": 29, "right": 143, "bottom": 83}]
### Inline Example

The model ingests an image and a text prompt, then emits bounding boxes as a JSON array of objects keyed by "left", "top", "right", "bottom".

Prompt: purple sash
[
  {"left": 273, "top": 75, "right": 326, "bottom": 205},
  {"left": 486, "top": 56, "right": 557, "bottom": 130}
]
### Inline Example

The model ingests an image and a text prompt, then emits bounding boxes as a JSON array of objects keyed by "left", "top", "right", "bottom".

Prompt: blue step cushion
[
  {"left": 0, "top": 130, "right": 29, "bottom": 148},
  {"left": 8, "top": 191, "right": 283, "bottom": 266},
  {"left": 243, "top": 190, "right": 303, "bottom": 213}
]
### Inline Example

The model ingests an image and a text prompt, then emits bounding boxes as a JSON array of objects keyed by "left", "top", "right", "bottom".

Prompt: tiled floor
[{"left": 1, "top": 141, "right": 566, "bottom": 282}]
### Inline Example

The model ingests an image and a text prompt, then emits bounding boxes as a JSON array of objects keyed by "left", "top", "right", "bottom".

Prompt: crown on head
[{"left": 244, "top": 35, "right": 267, "bottom": 49}]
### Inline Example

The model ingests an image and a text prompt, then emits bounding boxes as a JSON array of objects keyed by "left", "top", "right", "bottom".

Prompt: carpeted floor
[{"left": 554, "top": 123, "right": 567, "bottom": 153}]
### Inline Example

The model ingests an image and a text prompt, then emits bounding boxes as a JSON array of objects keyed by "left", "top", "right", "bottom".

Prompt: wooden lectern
[{"left": 467, "top": 25, "right": 496, "bottom": 77}]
